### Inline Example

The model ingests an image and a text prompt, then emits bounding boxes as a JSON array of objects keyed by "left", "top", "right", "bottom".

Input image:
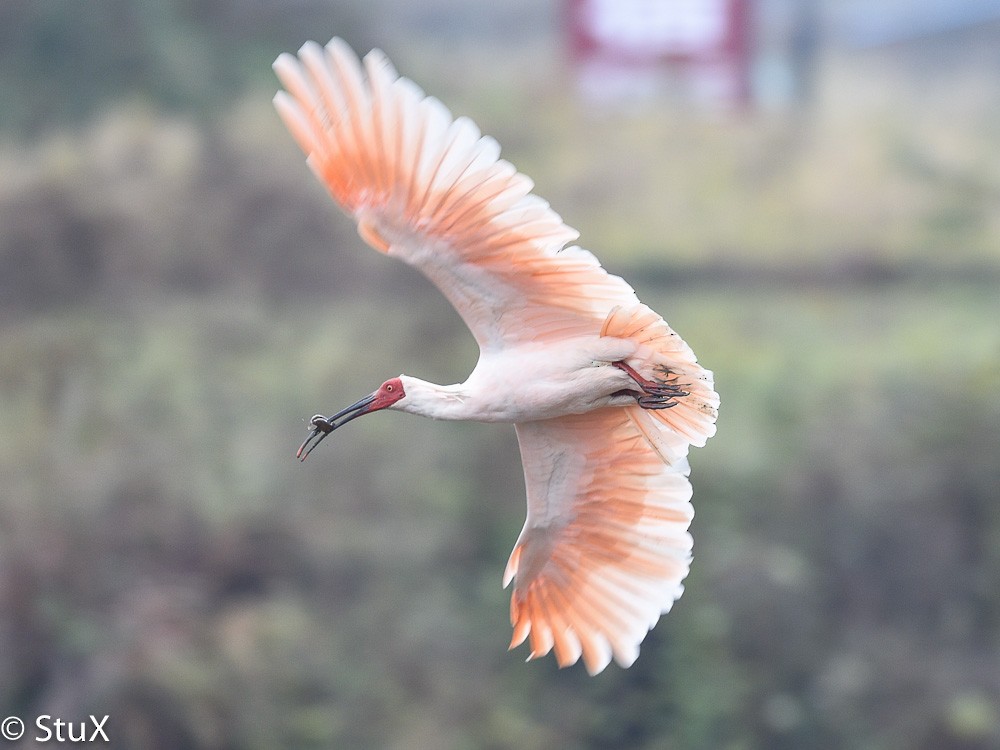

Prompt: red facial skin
[{"left": 370, "top": 377, "right": 406, "bottom": 410}]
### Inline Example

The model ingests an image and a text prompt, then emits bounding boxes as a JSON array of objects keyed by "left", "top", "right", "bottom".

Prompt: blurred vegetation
[
  {"left": 0, "top": 0, "right": 384, "bottom": 134},
  {"left": 2, "top": 2, "right": 1000, "bottom": 749}
]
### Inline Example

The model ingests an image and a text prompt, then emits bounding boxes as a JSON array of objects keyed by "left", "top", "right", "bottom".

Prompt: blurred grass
[
  {"left": 2, "top": 279, "right": 998, "bottom": 747},
  {"left": 429, "top": 48, "right": 1000, "bottom": 268}
]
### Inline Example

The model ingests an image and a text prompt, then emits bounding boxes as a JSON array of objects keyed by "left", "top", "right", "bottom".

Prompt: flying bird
[{"left": 273, "top": 39, "right": 719, "bottom": 675}]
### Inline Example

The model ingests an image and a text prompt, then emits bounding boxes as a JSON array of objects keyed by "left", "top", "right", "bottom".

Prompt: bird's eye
[{"left": 385, "top": 384, "right": 393, "bottom": 392}]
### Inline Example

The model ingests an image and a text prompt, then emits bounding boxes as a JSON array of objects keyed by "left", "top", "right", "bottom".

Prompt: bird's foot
[
  {"left": 636, "top": 391, "right": 683, "bottom": 409},
  {"left": 613, "top": 361, "right": 689, "bottom": 411}
]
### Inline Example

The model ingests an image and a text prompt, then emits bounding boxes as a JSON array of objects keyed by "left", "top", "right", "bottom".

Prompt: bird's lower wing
[
  {"left": 506, "top": 408, "right": 696, "bottom": 675},
  {"left": 273, "top": 39, "right": 640, "bottom": 349}
]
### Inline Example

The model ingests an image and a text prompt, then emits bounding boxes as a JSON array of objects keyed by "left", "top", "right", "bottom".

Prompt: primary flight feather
[{"left": 274, "top": 38, "right": 719, "bottom": 675}]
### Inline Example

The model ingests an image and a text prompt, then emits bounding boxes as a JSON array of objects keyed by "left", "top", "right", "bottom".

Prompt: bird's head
[{"left": 297, "top": 376, "right": 406, "bottom": 460}]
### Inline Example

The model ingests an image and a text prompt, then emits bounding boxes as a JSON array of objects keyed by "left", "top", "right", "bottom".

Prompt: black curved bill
[{"left": 296, "top": 393, "right": 376, "bottom": 461}]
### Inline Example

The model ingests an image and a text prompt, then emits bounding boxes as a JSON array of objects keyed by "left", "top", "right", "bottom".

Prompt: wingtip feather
[
  {"left": 502, "top": 544, "right": 520, "bottom": 589},
  {"left": 272, "top": 91, "right": 318, "bottom": 155}
]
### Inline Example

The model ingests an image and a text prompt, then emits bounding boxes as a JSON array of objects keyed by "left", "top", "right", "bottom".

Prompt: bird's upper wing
[
  {"left": 504, "top": 407, "right": 695, "bottom": 675},
  {"left": 273, "top": 39, "right": 640, "bottom": 350}
]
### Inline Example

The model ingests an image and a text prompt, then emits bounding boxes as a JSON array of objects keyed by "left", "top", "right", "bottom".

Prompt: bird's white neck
[{"left": 395, "top": 375, "right": 471, "bottom": 421}]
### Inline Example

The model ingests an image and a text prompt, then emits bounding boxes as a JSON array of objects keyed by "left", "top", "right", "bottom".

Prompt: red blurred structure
[{"left": 566, "top": 0, "right": 752, "bottom": 108}]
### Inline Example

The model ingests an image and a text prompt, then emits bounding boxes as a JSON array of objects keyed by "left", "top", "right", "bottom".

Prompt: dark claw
[
  {"left": 637, "top": 395, "right": 680, "bottom": 410},
  {"left": 644, "top": 384, "right": 690, "bottom": 397},
  {"left": 637, "top": 382, "right": 689, "bottom": 410}
]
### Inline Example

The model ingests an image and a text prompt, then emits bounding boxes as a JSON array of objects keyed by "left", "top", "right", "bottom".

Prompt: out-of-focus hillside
[{"left": 1, "top": 2, "right": 999, "bottom": 749}]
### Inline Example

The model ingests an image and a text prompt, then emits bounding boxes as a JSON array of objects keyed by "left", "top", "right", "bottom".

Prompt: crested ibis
[{"left": 273, "top": 39, "right": 719, "bottom": 675}]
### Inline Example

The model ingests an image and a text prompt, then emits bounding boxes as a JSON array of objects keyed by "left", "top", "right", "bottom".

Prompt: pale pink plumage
[{"left": 274, "top": 39, "right": 719, "bottom": 674}]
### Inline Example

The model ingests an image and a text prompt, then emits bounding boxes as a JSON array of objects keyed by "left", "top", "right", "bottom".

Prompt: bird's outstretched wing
[
  {"left": 503, "top": 302, "right": 717, "bottom": 674},
  {"left": 505, "top": 407, "right": 695, "bottom": 675},
  {"left": 273, "top": 39, "right": 640, "bottom": 350}
]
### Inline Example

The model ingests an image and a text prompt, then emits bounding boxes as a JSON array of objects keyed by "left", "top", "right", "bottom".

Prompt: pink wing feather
[
  {"left": 273, "top": 39, "right": 641, "bottom": 350},
  {"left": 507, "top": 408, "right": 695, "bottom": 674},
  {"left": 503, "top": 307, "right": 717, "bottom": 673}
]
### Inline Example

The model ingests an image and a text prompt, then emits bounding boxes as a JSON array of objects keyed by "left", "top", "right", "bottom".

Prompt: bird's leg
[{"left": 612, "top": 361, "right": 689, "bottom": 410}]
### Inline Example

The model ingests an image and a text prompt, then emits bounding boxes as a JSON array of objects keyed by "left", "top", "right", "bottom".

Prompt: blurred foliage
[
  {"left": 2, "top": 3, "right": 1000, "bottom": 749},
  {"left": 0, "top": 0, "right": 376, "bottom": 134}
]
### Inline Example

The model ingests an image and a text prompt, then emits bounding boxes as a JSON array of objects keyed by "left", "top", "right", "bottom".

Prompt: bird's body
[
  {"left": 274, "top": 38, "right": 719, "bottom": 675},
  {"left": 399, "top": 337, "right": 638, "bottom": 423}
]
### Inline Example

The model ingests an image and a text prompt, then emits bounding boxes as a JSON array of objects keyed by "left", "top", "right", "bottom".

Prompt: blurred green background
[{"left": 1, "top": 1, "right": 999, "bottom": 748}]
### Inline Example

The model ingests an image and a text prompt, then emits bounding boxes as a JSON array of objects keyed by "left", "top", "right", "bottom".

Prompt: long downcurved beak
[{"left": 296, "top": 393, "right": 377, "bottom": 461}]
